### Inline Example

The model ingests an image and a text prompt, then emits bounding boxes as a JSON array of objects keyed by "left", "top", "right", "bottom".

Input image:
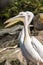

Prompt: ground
[{"left": 0, "top": 30, "right": 43, "bottom": 65}]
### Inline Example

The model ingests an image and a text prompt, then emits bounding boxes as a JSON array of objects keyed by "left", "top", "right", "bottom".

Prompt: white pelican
[
  {"left": 4, "top": 11, "right": 43, "bottom": 65},
  {"left": 26, "top": 11, "right": 43, "bottom": 60}
]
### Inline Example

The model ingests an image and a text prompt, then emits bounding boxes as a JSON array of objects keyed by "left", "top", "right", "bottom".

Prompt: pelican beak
[{"left": 4, "top": 15, "right": 24, "bottom": 28}]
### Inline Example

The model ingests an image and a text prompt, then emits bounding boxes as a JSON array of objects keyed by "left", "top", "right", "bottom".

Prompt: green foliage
[{"left": 0, "top": 0, "right": 43, "bottom": 24}]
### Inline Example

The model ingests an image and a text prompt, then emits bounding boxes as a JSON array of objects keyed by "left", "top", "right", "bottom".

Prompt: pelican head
[
  {"left": 26, "top": 11, "right": 34, "bottom": 25},
  {"left": 26, "top": 11, "right": 34, "bottom": 16},
  {"left": 4, "top": 11, "right": 34, "bottom": 28},
  {"left": 4, "top": 12, "right": 27, "bottom": 28}
]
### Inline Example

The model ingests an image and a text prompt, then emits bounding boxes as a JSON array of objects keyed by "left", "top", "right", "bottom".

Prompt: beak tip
[{"left": 4, "top": 22, "right": 8, "bottom": 24}]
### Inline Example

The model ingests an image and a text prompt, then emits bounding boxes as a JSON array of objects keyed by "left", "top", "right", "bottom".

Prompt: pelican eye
[{"left": 20, "top": 13, "right": 23, "bottom": 15}]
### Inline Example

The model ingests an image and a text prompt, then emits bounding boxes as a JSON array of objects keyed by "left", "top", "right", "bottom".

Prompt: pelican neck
[{"left": 24, "top": 15, "right": 29, "bottom": 37}]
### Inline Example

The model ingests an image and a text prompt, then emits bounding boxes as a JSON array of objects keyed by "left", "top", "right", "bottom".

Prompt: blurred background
[{"left": 0, "top": 0, "right": 43, "bottom": 28}]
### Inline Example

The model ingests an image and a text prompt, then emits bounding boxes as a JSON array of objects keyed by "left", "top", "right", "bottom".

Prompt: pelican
[
  {"left": 26, "top": 11, "right": 43, "bottom": 59},
  {"left": 4, "top": 11, "right": 43, "bottom": 65},
  {"left": 20, "top": 11, "right": 43, "bottom": 59}
]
